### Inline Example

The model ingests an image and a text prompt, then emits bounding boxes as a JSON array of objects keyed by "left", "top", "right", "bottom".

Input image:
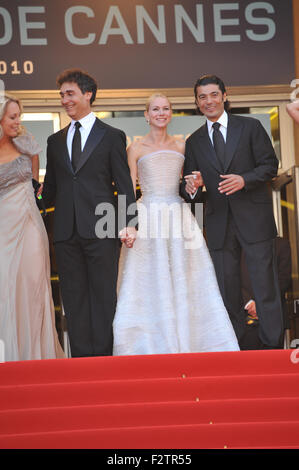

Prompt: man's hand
[
  {"left": 218, "top": 174, "right": 245, "bottom": 195},
  {"left": 184, "top": 171, "right": 204, "bottom": 195},
  {"left": 245, "top": 300, "right": 258, "bottom": 319},
  {"left": 119, "top": 227, "right": 137, "bottom": 248},
  {"left": 37, "top": 183, "right": 43, "bottom": 197}
]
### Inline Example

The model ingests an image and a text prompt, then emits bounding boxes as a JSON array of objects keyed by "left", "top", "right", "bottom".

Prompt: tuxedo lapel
[
  {"left": 75, "top": 119, "right": 106, "bottom": 174},
  {"left": 197, "top": 123, "right": 223, "bottom": 173},
  {"left": 60, "top": 124, "right": 73, "bottom": 173},
  {"left": 224, "top": 114, "right": 244, "bottom": 172}
]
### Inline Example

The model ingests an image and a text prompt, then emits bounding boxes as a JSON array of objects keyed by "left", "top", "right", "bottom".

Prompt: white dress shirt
[
  {"left": 207, "top": 110, "right": 228, "bottom": 144},
  {"left": 67, "top": 112, "right": 96, "bottom": 160},
  {"left": 189, "top": 111, "right": 228, "bottom": 199}
]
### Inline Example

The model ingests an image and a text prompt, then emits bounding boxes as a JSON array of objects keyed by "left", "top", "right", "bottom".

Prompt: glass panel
[
  {"left": 94, "top": 111, "right": 113, "bottom": 119},
  {"left": 94, "top": 106, "right": 277, "bottom": 152},
  {"left": 21, "top": 112, "right": 60, "bottom": 177},
  {"left": 274, "top": 167, "right": 299, "bottom": 344},
  {"left": 249, "top": 106, "right": 281, "bottom": 167}
]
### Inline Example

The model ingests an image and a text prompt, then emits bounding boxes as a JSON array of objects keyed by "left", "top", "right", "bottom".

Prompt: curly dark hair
[
  {"left": 56, "top": 68, "right": 97, "bottom": 104},
  {"left": 193, "top": 74, "right": 230, "bottom": 115}
]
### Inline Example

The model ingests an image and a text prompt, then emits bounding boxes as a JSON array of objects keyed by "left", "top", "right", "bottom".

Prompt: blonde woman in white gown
[
  {"left": 113, "top": 94, "right": 239, "bottom": 355},
  {"left": 0, "top": 95, "right": 64, "bottom": 361}
]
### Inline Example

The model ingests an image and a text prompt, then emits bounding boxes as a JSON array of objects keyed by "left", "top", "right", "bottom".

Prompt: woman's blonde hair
[
  {"left": 145, "top": 93, "right": 172, "bottom": 112},
  {"left": 0, "top": 95, "right": 23, "bottom": 139}
]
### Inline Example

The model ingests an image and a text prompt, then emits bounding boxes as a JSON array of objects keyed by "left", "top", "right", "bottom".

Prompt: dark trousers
[
  {"left": 54, "top": 225, "right": 120, "bottom": 357},
  {"left": 209, "top": 214, "right": 284, "bottom": 349}
]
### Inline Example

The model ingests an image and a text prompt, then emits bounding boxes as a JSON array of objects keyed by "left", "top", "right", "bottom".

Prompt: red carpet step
[{"left": 0, "top": 350, "right": 298, "bottom": 449}]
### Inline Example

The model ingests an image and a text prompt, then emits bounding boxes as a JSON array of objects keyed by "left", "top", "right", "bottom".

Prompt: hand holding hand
[
  {"left": 184, "top": 171, "right": 204, "bottom": 195},
  {"left": 119, "top": 227, "right": 137, "bottom": 248},
  {"left": 218, "top": 174, "right": 245, "bottom": 195}
]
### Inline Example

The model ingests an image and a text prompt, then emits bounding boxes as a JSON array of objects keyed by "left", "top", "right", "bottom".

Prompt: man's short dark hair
[
  {"left": 193, "top": 74, "right": 230, "bottom": 114},
  {"left": 56, "top": 68, "right": 97, "bottom": 105}
]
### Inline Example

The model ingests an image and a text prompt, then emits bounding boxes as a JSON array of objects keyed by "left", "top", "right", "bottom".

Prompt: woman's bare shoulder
[
  {"left": 172, "top": 136, "right": 185, "bottom": 154},
  {"left": 127, "top": 140, "right": 143, "bottom": 159},
  {"left": 127, "top": 137, "right": 153, "bottom": 160}
]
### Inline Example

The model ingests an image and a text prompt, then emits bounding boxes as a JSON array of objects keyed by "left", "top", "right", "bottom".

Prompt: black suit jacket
[
  {"left": 43, "top": 118, "right": 136, "bottom": 242},
  {"left": 181, "top": 114, "right": 278, "bottom": 249}
]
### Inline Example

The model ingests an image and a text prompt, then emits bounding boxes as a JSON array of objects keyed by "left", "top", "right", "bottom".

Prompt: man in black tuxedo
[
  {"left": 43, "top": 69, "right": 137, "bottom": 357},
  {"left": 181, "top": 74, "right": 283, "bottom": 349}
]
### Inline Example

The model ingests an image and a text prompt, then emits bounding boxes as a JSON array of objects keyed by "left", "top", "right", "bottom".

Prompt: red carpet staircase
[{"left": 0, "top": 350, "right": 299, "bottom": 449}]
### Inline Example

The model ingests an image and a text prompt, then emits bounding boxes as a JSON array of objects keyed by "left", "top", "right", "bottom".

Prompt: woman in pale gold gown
[{"left": 0, "top": 95, "right": 64, "bottom": 361}]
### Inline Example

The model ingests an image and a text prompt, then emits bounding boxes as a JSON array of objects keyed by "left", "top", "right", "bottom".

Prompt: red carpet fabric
[{"left": 0, "top": 350, "right": 298, "bottom": 449}]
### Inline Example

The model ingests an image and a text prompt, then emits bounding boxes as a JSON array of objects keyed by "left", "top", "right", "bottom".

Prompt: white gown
[{"left": 113, "top": 150, "right": 239, "bottom": 355}]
